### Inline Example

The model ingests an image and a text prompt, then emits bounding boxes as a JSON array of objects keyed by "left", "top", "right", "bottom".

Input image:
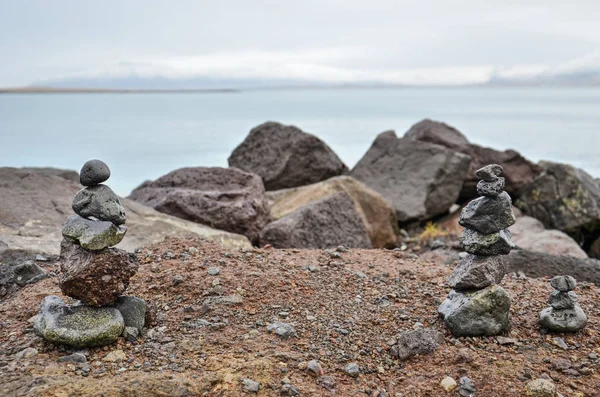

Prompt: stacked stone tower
[
  {"left": 34, "top": 160, "right": 146, "bottom": 347},
  {"left": 540, "top": 275, "right": 587, "bottom": 332},
  {"left": 438, "top": 164, "right": 516, "bottom": 336}
]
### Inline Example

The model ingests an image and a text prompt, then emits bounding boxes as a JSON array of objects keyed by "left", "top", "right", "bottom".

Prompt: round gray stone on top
[
  {"left": 550, "top": 275, "right": 577, "bottom": 292},
  {"left": 80, "top": 159, "right": 111, "bottom": 187}
]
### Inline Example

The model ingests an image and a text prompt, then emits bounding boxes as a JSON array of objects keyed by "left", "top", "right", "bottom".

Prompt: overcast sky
[{"left": 2, "top": 0, "right": 600, "bottom": 86}]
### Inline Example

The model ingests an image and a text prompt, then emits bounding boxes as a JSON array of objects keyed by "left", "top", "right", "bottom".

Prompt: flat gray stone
[
  {"left": 72, "top": 185, "right": 126, "bottom": 225},
  {"left": 438, "top": 285, "right": 510, "bottom": 337},
  {"left": 34, "top": 295, "right": 124, "bottom": 348},
  {"left": 549, "top": 291, "right": 577, "bottom": 310},
  {"left": 62, "top": 214, "right": 127, "bottom": 250},
  {"left": 460, "top": 228, "right": 515, "bottom": 256},
  {"left": 393, "top": 327, "right": 440, "bottom": 360},
  {"left": 539, "top": 305, "right": 587, "bottom": 332},
  {"left": 459, "top": 192, "right": 516, "bottom": 234},
  {"left": 475, "top": 164, "right": 503, "bottom": 182},
  {"left": 477, "top": 178, "right": 505, "bottom": 197},
  {"left": 80, "top": 159, "right": 110, "bottom": 187},
  {"left": 267, "top": 321, "right": 296, "bottom": 339},
  {"left": 111, "top": 296, "right": 146, "bottom": 331},
  {"left": 449, "top": 254, "right": 506, "bottom": 290},
  {"left": 550, "top": 275, "right": 577, "bottom": 292}
]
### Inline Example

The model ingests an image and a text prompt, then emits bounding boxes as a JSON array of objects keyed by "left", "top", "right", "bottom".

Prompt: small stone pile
[
  {"left": 539, "top": 275, "right": 587, "bottom": 332},
  {"left": 34, "top": 160, "right": 146, "bottom": 347},
  {"left": 438, "top": 164, "right": 516, "bottom": 336}
]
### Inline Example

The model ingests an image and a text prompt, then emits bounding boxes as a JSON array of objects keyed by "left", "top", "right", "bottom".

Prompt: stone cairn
[
  {"left": 438, "top": 164, "right": 516, "bottom": 336},
  {"left": 539, "top": 275, "right": 587, "bottom": 332},
  {"left": 34, "top": 160, "right": 147, "bottom": 348}
]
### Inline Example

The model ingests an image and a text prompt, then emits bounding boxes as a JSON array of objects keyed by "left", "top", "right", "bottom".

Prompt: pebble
[
  {"left": 526, "top": 379, "right": 556, "bottom": 397},
  {"left": 307, "top": 359, "right": 324, "bottom": 376},
  {"left": 172, "top": 274, "right": 185, "bottom": 285},
  {"left": 316, "top": 375, "right": 336, "bottom": 391},
  {"left": 440, "top": 376, "right": 457, "bottom": 392},
  {"left": 103, "top": 349, "right": 127, "bottom": 363},
  {"left": 497, "top": 336, "right": 518, "bottom": 345},
  {"left": 188, "top": 247, "right": 199, "bottom": 255},
  {"left": 15, "top": 347, "right": 38, "bottom": 359},
  {"left": 336, "top": 245, "right": 348, "bottom": 252},
  {"left": 552, "top": 337, "right": 568, "bottom": 350},
  {"left": 122, "top": 326, "right": 139, "bottom": 342},
  {"left": 266, "top": 322, "right": 296, "bottom": 339},
  {"left": 57, "top": 352, "right": 87, "bottom": 363},
  {"left": 280, "top": 384, "right": 300, "bottom": 395},
  {"left": 207, "top": 267, "right": 221, "bottom": 276},
  {"left": 343, "top": 362, "right": 360, "bottom": 377},
  {"left": 458, "top": 377, "right": 476, "bottom": 396},
  {"left": 242, "top": 378, "right": 260, "bottom": 393}
]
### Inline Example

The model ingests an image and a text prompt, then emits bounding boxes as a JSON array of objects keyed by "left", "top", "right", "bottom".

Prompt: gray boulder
[
  {"left": 509, "top": 216, "right": 587, "bottom": 258},
  {"left": 539, "top": 305, "right": 587, "bottom": 333},
  {"left": 392, "top": 327, "right": 440, "bottom": 360},
  {"left": 62, "top": 215, "right": 127, "bottom": 250},
  {"left": 228, "top": 121, "right": 348, "bottom": 190},
  {"left": 351, "top": 131, "right": 471, "bottom": 223},
  {"left": 73, "top": 185, "right": 127, "bottom": 225},
  {"left": 438, "top": 285, "right": 510, "bottom": 336},
  {"left": 449, "top": 254, "right": 506, "bottom": 290},
  {"left": 460, "top": 228, "right": 515, "bottom": 256},
  {"left": 459, "top": 192, "right": 516, "bottom": 234},
  {"left": 260, "top": 192, "right": 372, "bottom": 249},
  {"left": 404, "top": 119, "right": 542, "bottom": 201},
  {"left": 516, "top": 162, "right": 600, "bottom": 253},
  {"left": 128, "top": 167, "right": 269, "bottom": 244},
  {"left": 34, "top": 295, "right": 124, "bottom": 347},
  {"left": 111, "top": 296, "right": 146, "bottom": 332}
]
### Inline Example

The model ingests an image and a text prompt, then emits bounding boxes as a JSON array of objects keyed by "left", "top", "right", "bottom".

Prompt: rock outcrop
[
  {"left": 404, "top": 119, "right": 542, "bottom": 201},
  {"left": 267, "top": 176, "right": 398, "bottom": 248},
  {"left": 260, "top": 192, "right": 371, "bottom": 249},
  {"left": 128, "top": 167, "right": 269, "bottom": 244},
  {"left": 510, "top": 216, "right": 588, "bottom": 258},
  {"left": 351, "top": 131, "right": 471, "bottom": 223},
  {"left": 228, "top": 121, "right": 348, "bottom": 190},
  {"left": 0, "top": 167, "right": 252, "bottom": 255}
]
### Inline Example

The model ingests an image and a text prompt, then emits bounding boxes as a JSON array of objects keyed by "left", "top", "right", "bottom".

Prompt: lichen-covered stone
[
  {"left": 59, "top": 240, "right": 138, "bottom": 306},
  {"left": 539, "top": 305, "right": 587, "bottom": 332},
  {"left": 449, "top": 254, "right": 506, "bottom": 290},
  {"left": 460, "top": 228, "right": 515, "bottom": 256},
  {"left": 438, "top": 285, "right": 511, "bottom": 336},
  {"left": 72, "top": 185, "right": 126, "bottom": 225},
  {"left": 34, "top": 295, "right": 124, "bottom": 347},
  {"left": 477, "top": 177, "right": 505, "bottom": 197},
  {"left": 62, "top": 214, "right": 127, "bottom": 250},
  {"left": 459, "top": 192, "right": 516, "bottom": 234}
]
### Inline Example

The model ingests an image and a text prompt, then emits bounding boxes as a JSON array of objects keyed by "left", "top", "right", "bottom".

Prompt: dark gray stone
[
  {"left": 280, "top": 384, "right": 300, "bottom": 396},
  {"left": 242, "top": 378, "right": 260, "bottom": 393},
  {"left": 393, "top": 328, "right": 440, "bottom": 360},
  {"left": 80, "top": 159, "right": 110, "bottom": 187},
  {"left": 550, "top": 275, "right": 577, "bottom": 292},
  {"left": 459, "top": 192, "right": 516, "bottom": 234},
  {"left": 260, "top": 192, "right": 372, "bottom": 249},
  {"left": 62, "top": 214, "right": 127, "bottom": 250},
  {"left": 438, "top": 285, "right": 511, "bottom": 336},
  {"left": 459, "top": 377, "right": 476, "bottom": 397},
  {"left": 351, "top": 132, "right": 471, "bottom": 223},
  {"left": 539, "top": 305, "right": 587, "bottom": 332},
  {"left": 460, "top": 228, "right": 515, "bottom": 256},
  {"left": 72, "top": 185, "right": 126, "bottom": 225},
  {"left": 122, "top": 326, "right": 139, "bottom": 341},
  {"left": 266, "top": 321, "right": 296, "bottom": 339},
  {"left": 57, "top": 352, "right": 87, "bottom": 363},
  {"left": 475, "top": 164, "right": 503, "bottom": 181},
  {"left": 343, "top": 362, "right": 360, "bottom": 377},
  {"left": 477, "top": 178, "right": 505, "bottom": 197},
  {"left": 228, "top": 121, "right": 348, "bottom": 190},
  {"left": 404, "top": 119, "right": 470, "bottom": 151},
  {"left": 111, "top": 296, "right": 146, "bottom": 331},
  {"left": 34, "top": 295, "right": 124, "bottom": 347},
  {"left": 449, "top": 254, "right": 506, "bottom": 290},
  {"left": 549, "top": 291, "right": 578, "bottom": 310}
]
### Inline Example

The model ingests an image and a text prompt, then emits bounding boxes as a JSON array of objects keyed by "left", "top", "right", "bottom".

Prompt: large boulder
[
  {"left": 516, "top": 162, "right": 600, "bottom": 253},
  {"left": 228, "top": 121, "right": 348, "bottom": 190},
  {"left": 510, "top": 216, "right": 588, "bottom": 258},
  {"left": 0, "top": 167, "right": 252, "bottom": 256},
  {"left": 404, "top": 119, "right": 542, "bottom": 201},
  {"left": 267, "top": 176, "right": 398, "bottom": 248},
  {"left": 350, "top": 131, "right": 471, "bottom": 223},
  {"left": 260, "top": 192, "right": 372, "bottom": 249},
  {"left": 128, "top": 167, "right": 269, "bottom": 244}
]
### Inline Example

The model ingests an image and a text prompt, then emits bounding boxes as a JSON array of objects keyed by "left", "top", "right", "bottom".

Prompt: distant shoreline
[{"left": 0, "top": 87, "right": 241, "bottom": 94}]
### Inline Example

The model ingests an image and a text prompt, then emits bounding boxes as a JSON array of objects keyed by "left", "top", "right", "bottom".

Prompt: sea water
[{"left": 1, "top": 87, "right": 599, "bottom": 196}]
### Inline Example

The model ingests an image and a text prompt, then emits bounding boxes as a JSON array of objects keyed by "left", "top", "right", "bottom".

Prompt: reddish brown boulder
[
  {"left": 404, "top": 119, "right": 542, "bottom": 201},
  {"left": 228, "top": 121, "right": 348, "bottom": 190},
  {"left": 128, "top": 167, "right": 270, "bottom": 244},
  {"left": 59, "top": 240, "right": 138, "bottom": 306}
]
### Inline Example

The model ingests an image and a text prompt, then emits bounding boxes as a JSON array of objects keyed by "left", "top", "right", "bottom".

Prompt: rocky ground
[{"left": 2, "top": 238, "right": 600, "bottom": 396}]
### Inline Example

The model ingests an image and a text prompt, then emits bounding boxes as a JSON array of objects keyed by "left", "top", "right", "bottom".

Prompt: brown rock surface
[
  {"left": 2, "top": 238, "right": 600, "bottom": 396},
  {"left": 128, "top": 167, "right": 269, "bottom": 244},
  {"left": 267, "top": 176, "right": 398, "bottom": 248},
  {"left": 58, "top": 240, "right": 139, "bottom": 306},
  {"left": 228, "top": 121, "right": 348, "bottom": 190}
]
